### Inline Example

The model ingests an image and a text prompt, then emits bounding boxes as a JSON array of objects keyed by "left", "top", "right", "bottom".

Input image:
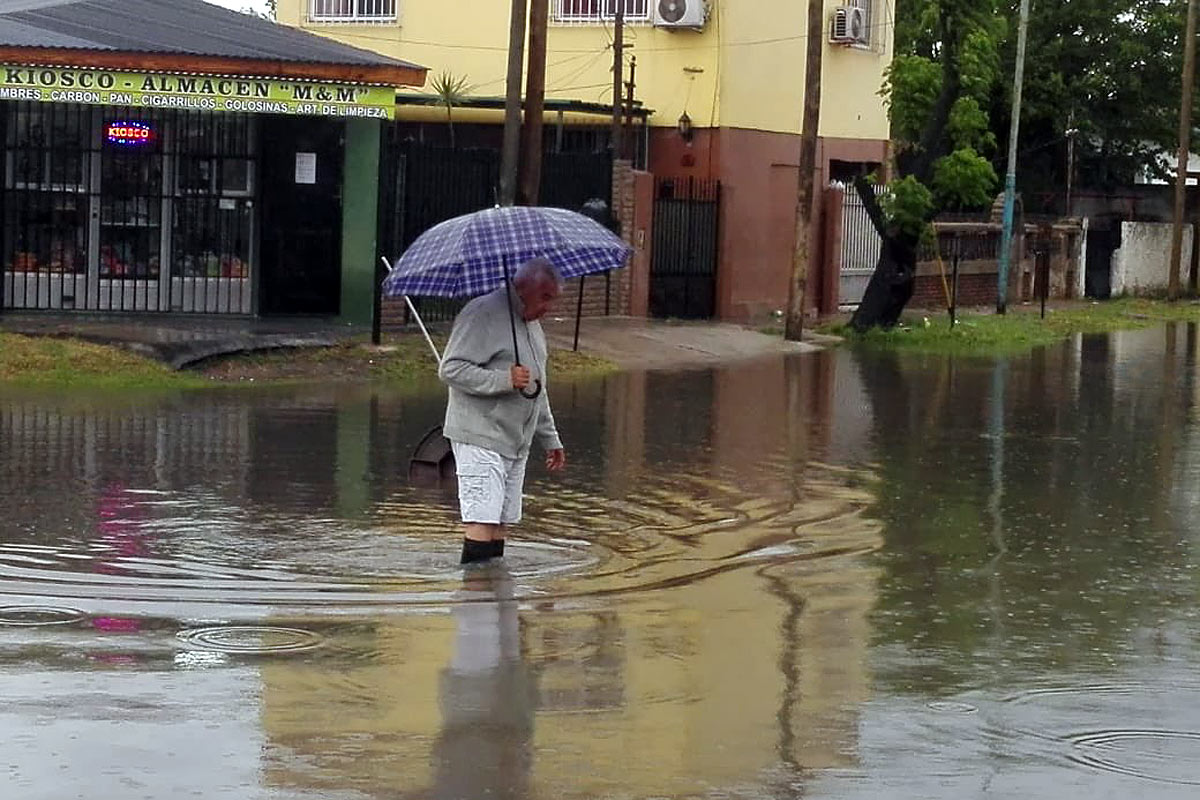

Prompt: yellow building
[{"left": 277, "top": 0, "right": 894, "bottom": 321}]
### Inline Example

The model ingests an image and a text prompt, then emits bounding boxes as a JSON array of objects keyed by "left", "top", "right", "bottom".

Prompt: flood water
[{"left": 2, "top": 323, "right": 1200, "bottom": 799}]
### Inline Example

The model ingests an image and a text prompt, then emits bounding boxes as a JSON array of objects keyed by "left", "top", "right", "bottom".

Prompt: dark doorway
[
  {"left": 258, "top": 117, "right": 343, "bottom": 315},
  {"left": 1085, "top": 224, "right": 1119, "bottom": 300}
]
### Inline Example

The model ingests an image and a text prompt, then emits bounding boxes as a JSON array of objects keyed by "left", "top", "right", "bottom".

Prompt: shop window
[
  {"left": 309, "top": 0, "right": 396, "bottom": 22},
  {"left": 5, "top": 106, "right": 89, "bottom": 191},
  {"left": 100, "top": 124, "right": 164, "bottom": 280},
  {"left": 170, "top": 113, "right": 255, "bottom": 287},
  {"left": 3, "top": 104, "right": 90, "bottom": 279},
  {"left": 177, "top": 157, "right": 253, "bottom": 197}
]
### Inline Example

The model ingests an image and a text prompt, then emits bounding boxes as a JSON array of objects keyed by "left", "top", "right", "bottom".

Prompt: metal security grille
[
  {"left": 309, "top": 0, "right": 396, "bottom": 22},
  {"left": 168, "top": 112, "right": 256, "bottom": 314},
  {"left": 554, "top": 0, "right": 650, "bottom": 23},
  {"left": 649, "top": 176, "right": 720, "bottom": 319},
  {"left": 96, "top": 107, "right": 168, "bottom": 311},
  {"left": 2, "top": 103, "right": 91, "bottom": 311},
  {"left": 1, "top": 102, "right": 256, "bottom": 314},
  {"left": 839, "top": 182, "right": 883, "bottom": 308}
]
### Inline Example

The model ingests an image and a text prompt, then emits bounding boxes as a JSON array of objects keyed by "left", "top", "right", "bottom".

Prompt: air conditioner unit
[
  {"left": 830, "top": 5, "right": 870, "bottom": 46},
  {"left": 653, "top": 0, "right": 705, "bottom": 30}
]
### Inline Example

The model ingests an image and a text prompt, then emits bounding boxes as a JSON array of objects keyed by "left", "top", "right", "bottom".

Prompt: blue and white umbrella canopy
[{"left": 382, "top": 205, "right": 633, "bottom": 299}]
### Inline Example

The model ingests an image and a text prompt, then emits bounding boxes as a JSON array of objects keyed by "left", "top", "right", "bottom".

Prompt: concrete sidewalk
[
  {"left": 0, "top": 313, "right": 358, "bottom": 370},
  {"left": 542, "top": 316, "right": 826, "bottom": 370},
  {"left": 1, "top": 312, "right": 831, "bottom": 371}
]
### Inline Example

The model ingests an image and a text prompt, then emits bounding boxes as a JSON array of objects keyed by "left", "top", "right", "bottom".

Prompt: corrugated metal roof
[
  {"left": 0, "top": 0, "right": 421, "bottom": 69},
  {"left": 0, "top": 14, "right": 104, "bottom": 48}
]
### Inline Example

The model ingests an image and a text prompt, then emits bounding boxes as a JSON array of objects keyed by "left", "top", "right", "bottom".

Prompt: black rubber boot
[
  {"left": 490, "top": 539, "right": 506, "bottom": 559},
  {"left": 460, "top": 538, "right": 493, "bottom": 565}
]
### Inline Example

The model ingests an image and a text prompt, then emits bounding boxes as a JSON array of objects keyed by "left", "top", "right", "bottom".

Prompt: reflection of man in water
[{"left": 431, "top": 562, "right": 536, "bottom": 799}]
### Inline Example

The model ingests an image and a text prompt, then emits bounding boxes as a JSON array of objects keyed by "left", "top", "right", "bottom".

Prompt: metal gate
[
  {"left": 649, "top": 177, "right": 720, "bottom": 319},
  {"left": 1, "top": 102, "right": 257, "bottom": 314},
  {"left": 839, "top": 182, "right": 883, "bottom": 308}
]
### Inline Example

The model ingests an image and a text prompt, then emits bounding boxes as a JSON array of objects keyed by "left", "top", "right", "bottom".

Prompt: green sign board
[{"left": 0, "top": 66, "right": 396, "bottom": 119}]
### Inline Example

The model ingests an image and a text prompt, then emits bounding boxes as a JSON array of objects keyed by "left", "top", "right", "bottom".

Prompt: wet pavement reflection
[{"left": 2, "top": 323, "right": 1200, "bottom": 798}]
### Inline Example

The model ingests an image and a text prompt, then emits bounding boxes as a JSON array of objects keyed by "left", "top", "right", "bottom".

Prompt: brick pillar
[
  {"left": 565, "top": 159, "right": 640, "bottom": 318},
  {"left": 628, "top": 171, "right": 654, "bottom": 317},
  {"left": 609, "top": 158, "right": 636, "bottom": 316},
  {"left": 819, "top": 185, "right": 845, "bottom": 315}
]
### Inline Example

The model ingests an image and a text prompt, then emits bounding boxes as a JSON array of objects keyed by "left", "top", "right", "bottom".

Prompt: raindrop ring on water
[
  {"left": 0, "top": 605, "right": 87, "bottom": 626},
  {"left": 1068, "top": 729, "right": 1200, "bottom": 785},
  {"left": 927, "top": 700, "right": 978, "bottom": 714},
  {"left": 176, "top": 625, "right": 324, "bottom": 655}
]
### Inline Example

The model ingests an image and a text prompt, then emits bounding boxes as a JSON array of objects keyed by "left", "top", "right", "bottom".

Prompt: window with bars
[
  {"left": 309, "top": 0, "right": 396, "bottom": 22},
  {"left": 169, "top": 113, "right": 255, "bottom": 286},
  {"left": 554, "top": 0, "right": 650, "bottom": 23}
]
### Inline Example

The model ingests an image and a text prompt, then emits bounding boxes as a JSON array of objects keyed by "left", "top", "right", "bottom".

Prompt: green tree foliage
[
  {"left": 997, "top": 0, "right": 1188, "bottom": 200},
  {"left": 932, "top": 148, "right": 999, "bottom": 211},
  {"left": 883, "top": 0, "right": 1003, "bottom": 214},
  {"left": 879, "top": 176, "right": 934, "bottom": 240},
  {"left": 851, "top": 0, "right": 1004, "bottom": 331},
  {"left": 893, "top": 0, "right": 1193, "bottom": 206}
]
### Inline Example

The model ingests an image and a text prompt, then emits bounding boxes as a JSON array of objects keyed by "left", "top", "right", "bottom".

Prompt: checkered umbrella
[{"left": 381, "top": 205, "right": 631, "bottom": 299}]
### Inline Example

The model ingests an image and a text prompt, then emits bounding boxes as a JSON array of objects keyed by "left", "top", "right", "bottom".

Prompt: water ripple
[{"left": 0, "top": 460, "right": 882, "bottom": 617}]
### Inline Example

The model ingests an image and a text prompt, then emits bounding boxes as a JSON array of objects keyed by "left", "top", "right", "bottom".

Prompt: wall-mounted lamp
[{"left": 677, "top": 111, "right": 693, "bottom": 143}]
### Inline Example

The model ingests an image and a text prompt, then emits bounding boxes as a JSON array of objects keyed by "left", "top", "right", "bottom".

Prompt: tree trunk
[
  {"left": 849, "top": 237, "right": 919, "bottom": 332},
  {"left": 849, "top": 178, "right": 920, "bottom": 332}
]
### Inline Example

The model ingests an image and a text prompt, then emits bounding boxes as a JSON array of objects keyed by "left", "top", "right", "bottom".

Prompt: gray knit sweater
[{"left": 438, "top": 287, "right": 563, "bottom": 459}]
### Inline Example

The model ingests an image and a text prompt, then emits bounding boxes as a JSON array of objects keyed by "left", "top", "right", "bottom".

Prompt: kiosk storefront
[{"left": 0, "top": 0, "right": 424, "bottom": 319}]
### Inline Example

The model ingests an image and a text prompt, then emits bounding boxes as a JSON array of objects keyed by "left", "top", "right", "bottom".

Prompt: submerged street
[{"left": 2, "top": 324, "right": 1199, "bottom": 798}]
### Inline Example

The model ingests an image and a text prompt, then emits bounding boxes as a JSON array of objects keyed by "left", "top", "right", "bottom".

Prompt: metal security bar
[
  {"left": 839, "top": 182, "right": 884, "bottom": 308},
  {"left": 96, "top": 106, "right": 169, "bottom": 312},
  {"left": 554, "top": 0, "right": 650, "bottom": 23},
  {"left": 2, "top": 102, "right": 91, "bottom": 311},
  {"left": 167, "top": 111, "right": 256, "bottom": 314},
  {"left": 649, "top": 176, "right": 720, "bottom": 319},
  {"left": 1, "top": 102, "right": 256, "bottom": 314},
  {"left": 309, "top": 0, "right": 396, "bottom": 22}
]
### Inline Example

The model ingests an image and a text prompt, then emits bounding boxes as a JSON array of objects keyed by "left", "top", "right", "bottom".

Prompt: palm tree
[{"left": 430, "top": 71, "right": 473, "bottom": 148}]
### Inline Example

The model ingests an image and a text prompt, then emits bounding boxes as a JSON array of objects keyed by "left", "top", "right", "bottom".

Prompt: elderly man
[{"left": 438, "top": 257, "right": 567, "bottom": 565}]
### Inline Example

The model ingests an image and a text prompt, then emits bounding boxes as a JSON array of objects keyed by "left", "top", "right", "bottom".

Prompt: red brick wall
[{"left": 910, "top": 273, "right": 996, "bottom": 310}]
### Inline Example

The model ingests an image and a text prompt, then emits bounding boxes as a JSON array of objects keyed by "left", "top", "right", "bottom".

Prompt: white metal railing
[
  {"left": 309, "top": 0, "right": 396, "bottom": 23},
  {"left": 553, "top": 0, "right": 650, "bottom": 24}
]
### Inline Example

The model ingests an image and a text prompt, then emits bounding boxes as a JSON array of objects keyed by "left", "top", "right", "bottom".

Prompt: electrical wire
[{"left": 546, "top": 46, "right": 613, "bottom": 94}]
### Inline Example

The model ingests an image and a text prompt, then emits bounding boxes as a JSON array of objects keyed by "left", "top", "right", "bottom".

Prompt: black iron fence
[
  {"left": 649, "top": 176, "right": 721, "bottom": 319},
  {"left": 377, "top": 134, "right": 614, "bottom": 325}
]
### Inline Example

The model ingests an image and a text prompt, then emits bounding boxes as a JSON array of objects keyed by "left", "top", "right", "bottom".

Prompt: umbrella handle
[{"left": 519, "top": 379, "right": 542, "bottom": 400}]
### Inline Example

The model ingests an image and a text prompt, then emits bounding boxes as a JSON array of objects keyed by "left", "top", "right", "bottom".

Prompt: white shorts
[{"left": 451, "top": 442, "right": 529, "bottom": 525}]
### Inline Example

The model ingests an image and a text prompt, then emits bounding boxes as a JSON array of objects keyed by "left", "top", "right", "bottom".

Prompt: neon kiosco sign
[{"left": 105, "top": 121, "right": 155, "bottom": 146}]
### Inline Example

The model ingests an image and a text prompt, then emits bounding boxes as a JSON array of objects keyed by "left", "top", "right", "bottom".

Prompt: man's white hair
[{"left": 514, "top": 257, "right": 562, "bottom": 289}]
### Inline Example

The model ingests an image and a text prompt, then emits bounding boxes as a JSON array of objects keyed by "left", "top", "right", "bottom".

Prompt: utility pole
[
  {"left": 1065, "top": 111, "right": 1077, "bottom": 217},
  {"left": 785, "top": 0, "right": 824, "bottom": 342},
  {"left": 519, "top": 0, "right": 549, "bottom": 205},
  {"left": 997, "top": 0, "right": 1032, "bottom": 314},
  {"left": 499, "top": 0, "right": 528, "bottom": 206},
  {"left": 611, "top": 3, "right": 624, "bottom": 159},
  {"left": 1169, "top": 0, "right": 1199, "bottom": 300},
  {"left": 623, "top": 55, "right": 637, "bottom": 162}
]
